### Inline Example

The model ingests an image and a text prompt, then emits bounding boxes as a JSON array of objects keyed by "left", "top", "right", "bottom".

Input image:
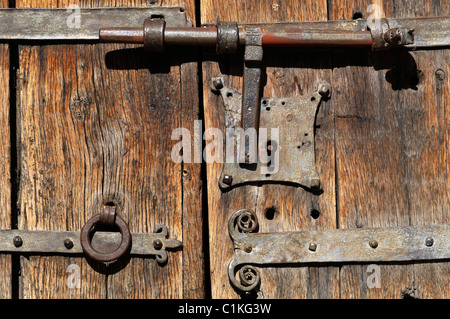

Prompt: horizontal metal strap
[
  {"left": 205, "top": 16, "right": 450, "bottom": 49},
  {"left": 0, "top": 7, "right": 191, "bottom": 41},
  {"left": 229, "top": 210, "right": 450, "bottom": 265},
  {"left": 0, "top": 228, "right": 181, "bottom": 257},
  {"left": 228, "top": 209, "right": 450, "bottom": 292}
]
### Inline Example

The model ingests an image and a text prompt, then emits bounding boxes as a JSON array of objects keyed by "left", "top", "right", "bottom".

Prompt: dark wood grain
[{"left": 16, "top": 0, "right": 202, "bottom": 299}]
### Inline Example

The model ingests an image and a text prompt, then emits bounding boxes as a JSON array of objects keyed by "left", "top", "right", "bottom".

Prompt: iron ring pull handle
[{"left": 80, "top": 206, "right": 131, "bottom": 263}]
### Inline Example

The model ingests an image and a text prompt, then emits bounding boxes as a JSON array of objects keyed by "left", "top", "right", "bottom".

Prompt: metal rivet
[
  {"left": 222, "top": 174, "right": 233, "bottom": 186},
  {"left": 318, "top": 82, "right": 331, "bottom": 98},
  {"left": 64, "top": 238, "right": 74, "bottom": 250},
  {"left": 435, "top": 69, "right": 445, "bottom": 81},
  {"left": 243, "top": 244, "right": 252, "bottom": 253},
  {"left": 286, "top": 114, "right": 293, "bottom": 122},
  {"left": 13, "top": 236, "right": 23, "bottom": 247},
  {"left": 309, "top": 242, "right": 317, "bottom": 252},
  {"left": 153, "top": 239, "right": 163, "bottom": 250},
  {"left": 369, "top": 240, "right": 378, "bottom": 249},
  {"left": 425, "top": 237, "right": 434, "bottom": 247},
  {"left": 212, "top": 78, "right": 224, "bottom": 90}
]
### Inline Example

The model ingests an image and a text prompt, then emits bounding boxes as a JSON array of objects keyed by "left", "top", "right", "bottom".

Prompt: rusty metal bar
[
  {"left": 99, "top": 16, "right": 450, "bottom": 50},
  {"left": 100, "top": 26, "right": 375, "bottom": 48}
]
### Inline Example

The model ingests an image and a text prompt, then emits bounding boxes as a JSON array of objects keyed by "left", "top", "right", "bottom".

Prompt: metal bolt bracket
[
  {"left": 214, "top": 77, "right": 330, "bottom": 191},
  {"left": 227, "top": 209, "right": 450, "bottom": 293}
]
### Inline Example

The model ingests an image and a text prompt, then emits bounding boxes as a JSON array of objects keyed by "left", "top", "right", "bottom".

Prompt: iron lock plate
[{"left": 213, "top": 77, "right": 329, "bottom": 190}]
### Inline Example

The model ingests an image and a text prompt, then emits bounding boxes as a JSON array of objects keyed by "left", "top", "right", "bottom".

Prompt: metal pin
[{"left": 309, "top": 242, "right": 317, "bottom": 251}]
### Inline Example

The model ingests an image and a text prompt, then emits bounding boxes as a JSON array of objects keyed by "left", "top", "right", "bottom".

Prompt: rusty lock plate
[
  {"left": 213, "top": 77, "right": 329, "bottom": 191},
  {"left": 227, "top": 209, "right": 450, "bottom": 293}
]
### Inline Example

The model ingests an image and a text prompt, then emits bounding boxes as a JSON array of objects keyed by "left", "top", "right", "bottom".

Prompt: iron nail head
[
  {"left": 13, "top": 236, "right": 23, "bottom": 248},
  {"left": 425, "top": 237, "right": 434, "bottom": 247},
  {"left": 222, "top": 174, "right": 233, "bottom": 186},
  {"left": 64, "top": 238, "right": 74, "bottom": 250},
  {"left": 153, "top": 239, "right": 163, "bottom": 250}
]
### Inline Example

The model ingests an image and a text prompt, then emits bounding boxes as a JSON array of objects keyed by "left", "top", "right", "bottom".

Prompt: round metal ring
[{"left": 80, "top": 214, "right": 131, "bottom": 263}]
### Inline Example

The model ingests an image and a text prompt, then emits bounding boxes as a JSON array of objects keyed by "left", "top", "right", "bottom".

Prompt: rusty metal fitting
[
  {"left": 216, "top": 21, "right": 239, "bottom": 54},
  {"left": 80, "top": 214, "right": 131, "bottom": 263},
  {"left": 367, "top": 18, "right": 390, "bottom": 49},
  {"left": 222, "top": 174, "right": 233, "bottom": 186},
  {"left": 143, "top": 18, "right": 165, "bottom": 52},
  {"left": 369, "top": 240, "right": 378, "bottom": 249},
  {"left": 99, "top": 205, "right": 116, "bottom": 226},
  {"left": 425, "top": 237, "right": 434, "bottom": 247},
  {"left": 13, "top": 236, "right": 23, "bottom": 247},
  {"left": 244, "top": 28, "right": 263, "bottom": 63},
  {"left": 64, "top": 238, "right": 74, "bottom": 250},
  {"left": 383, "top": 27, "right": 414, "bottom": 46},
  {"left": 308, "top": 242, "right": 317, "bottom": 252},
  {"left": 318, "top": 82, "right": 331, "bottom": 98}
]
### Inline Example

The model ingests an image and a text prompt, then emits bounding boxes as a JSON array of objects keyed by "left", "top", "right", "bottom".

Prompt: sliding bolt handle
[{"left": 143, "top": 18, "right": 165, "bottom": 52}]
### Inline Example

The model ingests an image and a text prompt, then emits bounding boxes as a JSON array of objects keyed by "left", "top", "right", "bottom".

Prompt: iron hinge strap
[{"left": 228, "top": 209, "right": 450, "bottom": 292}]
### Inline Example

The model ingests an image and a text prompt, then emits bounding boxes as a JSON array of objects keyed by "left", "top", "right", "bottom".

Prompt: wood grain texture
[
  {"left": 0, "top": 0, "right": 11, "bottom": 300},
  {"left": 201, "top": 0, "right": 340, "bottom": 299},
  {"left": 332, "top": 0, "right": 449, "bottom": 299},
  {"left": 16, "top": 0, "right": 202, "bottom": 299},
  {"left": 204, "top": 0, "right": 449, "bottom": 299}
]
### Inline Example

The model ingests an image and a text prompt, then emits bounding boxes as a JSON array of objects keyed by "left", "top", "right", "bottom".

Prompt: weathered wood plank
[
  {"left": 0, "top": 0, "right": 11, "bottom": 299},
  {"left": 16, "top": 0, "right": 202, "bottom": 299},
  {"left": 391, "top": 1, "right": 449, "bottom": 299},
  {"left": 202, "top": 0, "right": 340, "bottom": 299},
  {"left": 332, "top": 0, "right": 449, "bottom": 299}
]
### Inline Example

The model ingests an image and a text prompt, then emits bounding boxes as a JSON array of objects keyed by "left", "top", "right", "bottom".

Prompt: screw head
[
  {"left": 13, "top": 236, "right": 23, "bottom": 247},
  {"left": 243, "top": 244, "right": 252, "bottom": 253},
  {"left": 369, "top": 240, "right": 378, "bottom": 249},
  {"left": 153, "top": 239, "right": 163, "bottom": 250},
  {"left": 64, "top": 238, "right": 74, "bottom": 250},
  {"left": 222, "top": 174, "right": 233, "bottom": 186},
  {"left": 425, "top": 237, "right": 434, "bottom": 247},
  {"left": 308, "top": 242, "right": 317, "bottom": 252}
]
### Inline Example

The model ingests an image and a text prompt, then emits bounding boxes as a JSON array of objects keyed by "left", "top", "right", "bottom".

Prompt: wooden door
[
  {"left": 5, "top": 0, "right": 204, "bottom": 299},
  {"left": 202, "top": 0, "right": 449, "bottom": 299},
  {"left": 0, "top": 0, "right": 448, "bottom": 300}
]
